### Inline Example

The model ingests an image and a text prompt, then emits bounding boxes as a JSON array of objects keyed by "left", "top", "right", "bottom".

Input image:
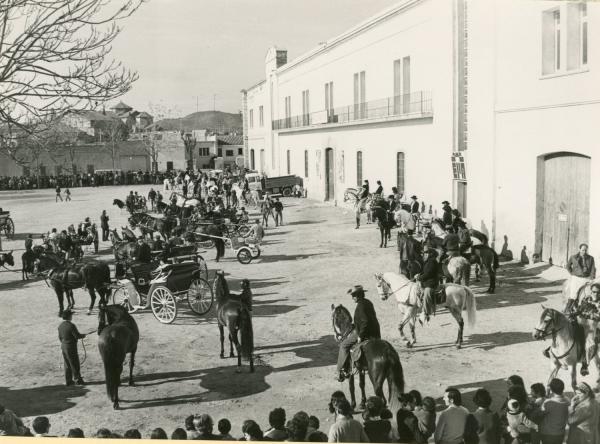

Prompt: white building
[{"left": 243, "top": 0, "right": 598, "bottom": 264}]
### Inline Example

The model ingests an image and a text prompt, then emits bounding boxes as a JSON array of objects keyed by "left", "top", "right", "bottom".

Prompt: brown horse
[
  {"left": 213, "top": 271, "right": 254, "bottom": 372},
  {"left": 331, "top": 304, "right": 405, "bottom": 411},
  {"left": 97, "top": 304, "right": 139, "bottom": 409}
]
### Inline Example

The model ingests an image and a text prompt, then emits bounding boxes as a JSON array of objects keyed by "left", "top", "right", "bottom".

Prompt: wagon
[
  {"left": 111, "top": 254, "right": 214, "bottom": 324},
  {"left": 193, "top": 233, "right": 261, "bottom": 264},
  {"left": 0, "top": 209, "right": 15, "bottom": 239}
]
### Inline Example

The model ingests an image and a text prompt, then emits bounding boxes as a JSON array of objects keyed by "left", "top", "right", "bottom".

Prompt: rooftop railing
[{"left": 272, "top": 90, "right": 432, "bottom": 131}]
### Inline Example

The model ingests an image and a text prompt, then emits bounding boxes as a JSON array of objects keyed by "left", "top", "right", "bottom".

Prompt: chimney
[{"left": 276, "top": 50, "right": 287, "bottom": 68}]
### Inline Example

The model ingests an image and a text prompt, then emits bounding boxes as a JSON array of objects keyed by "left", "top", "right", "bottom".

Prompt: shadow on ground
[{"left": 0, "top": 385, "right": 89, "bottom": 417}]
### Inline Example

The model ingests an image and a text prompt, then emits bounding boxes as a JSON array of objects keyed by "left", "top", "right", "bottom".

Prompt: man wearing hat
[
  {"left": 336, "top": 285, "right": 381, "bottom": 381},
  {"left": 58, "top": 309, "right": 87, "bottom": 386},
  {"left": 410, "top": 196, "right": 420, "bottom": 215},
  {"left": 442, "top": 225, "right": 461, "bottom": 262},
  {"left": 416, "top": 248, "right": 440, "bottom": 323},
  {"left": 442, "top": 201, "right": 453, "bottom": 227}
]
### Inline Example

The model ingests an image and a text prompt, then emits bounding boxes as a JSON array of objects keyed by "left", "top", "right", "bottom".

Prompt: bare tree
[
  {"left": 0, "top": 0, "right": 143, "bottom": 134},
  {"left": 181, "top": 131, "right": 196, "bottom": 170}
]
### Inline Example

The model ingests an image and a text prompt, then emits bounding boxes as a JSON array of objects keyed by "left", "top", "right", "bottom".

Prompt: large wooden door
[
  {"left": 325, "top": 148, "right": 334, "bottom": 201},
  {"left": 540, "top": 153, "right": 590, "bottom": 267},
  {"left": 456, "top": 181, "right": 467, "bottom": 217}
]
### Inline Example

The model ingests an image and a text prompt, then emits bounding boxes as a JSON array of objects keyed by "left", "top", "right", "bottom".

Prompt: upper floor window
[
  {"left": 356, "top": 151, "right": 363, "bottom": 186},
  {"left": 542, "top": 3, "right": 588, "bottom": 75},
  {"left": 259, "top": 106, "right": 264, "bottom": 127},
  {"left": 304, "top": 150, "right": 309, "bottom": 178},
  {"left": 396, "top": 152, "right": 405, "bottom": 193},
  {"left": 325, "top": 81, "right": 334, "bottom": 121},
  {"left": 302, "top": 90, "right": 310, "bottom": 125},
  {"left": 353, "top": 71, "right": 366, "bottom": 119},
  {"left": 249, "top": 109, "right": 254, "bottom": 128}
]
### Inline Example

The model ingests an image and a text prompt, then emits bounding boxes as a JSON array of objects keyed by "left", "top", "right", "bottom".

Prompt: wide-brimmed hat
[
  {"left": 424, "top": 249, "right": 438, "bottom": 257},
  {"left": 62, "top": 309, "right": 73, "bottom": 319},
  {"left": 411, "top": 195, "right": 418, "bottom": 200},
  {"left": 348, "top": 285, "right": 367, "bottom": 296},
  {"left": 577, "top": 382, "right": 593, "bottom": 397},
  {"left": 442, "top": 201, "right": 450, "bottom": 205}
]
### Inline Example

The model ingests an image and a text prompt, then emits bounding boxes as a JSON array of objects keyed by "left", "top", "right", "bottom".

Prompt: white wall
[{"left": 468, "top": 0, "right": 600, "bottom": 254}]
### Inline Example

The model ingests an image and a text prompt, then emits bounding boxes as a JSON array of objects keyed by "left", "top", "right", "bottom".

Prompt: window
[
  {"left": 325, "top": 81, "right": 334, "bottom": 122},
  {"left": 259, "top": 106, "right": 264, "bottom": 127},
  {"left": 86, "top": 164, "right": 94, "bottom": 174},
  {"left": 393, "top": 57, "right": 411, "bottom": 113},
  {"left": 217, "top": 148, "right": 223, "bottom": 157},
  {"left": 284, "top": 96, "right": 291, "bottom": 128},
  {"left": 250, "top": 149, "right": 255, "bottom": 170},
  {"left": 260, "top": 149, "right": 265, "bottom": 173},
  {"left": 22, "top": 166, "right": 30, "bottom": 177},
  {"left": 353, "top": 71, "right": 366, "bottom": 119},
  {"left": 543, "top": 4, "right": 588, "bottom": 75},
  {"left": 71, "top": 164, "right": 77, "bottom": 175},
  {"left": 226, "top": 150, "right": 234, "bottom": 157},
  {"left": 287, "top": 150, "right": 291, "bottom": 174},
  {"left": 249, "top": 109, "right": 254, "bottom": 128},
  {"left": 55, "top": 165, "right": 62, "bottom": 176},
  {"left": 581, "top": 3, "right": 588, "bottom": 65},
  {"left": 198, "top": 147, "right": 210, "bottom": 156},
  {"left": 356, "top": 151, "right": 363, "bottom": 186},
  {"left": 166, "top": 161, "right": 173, "bottom": 171},
  {"left": 304, "top": 150, "right": 309, "bottom": 177},
  {"left": 40, "top": 165, "right": 47, "bottom": 176},
  {"left": 238, "top": 148, "right": 243, "bottom": 155},
  {"left": 396, "top": 152, "right": 405, "bottom": 193},
  {"left": 302, "top": 90, "right": 310, "bottom": 125}
]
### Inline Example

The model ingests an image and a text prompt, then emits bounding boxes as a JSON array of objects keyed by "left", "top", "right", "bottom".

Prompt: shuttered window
[
  {"left": 396, "top": 152, "right": 405, "bottom": 193},
  {"left": 356, "top": 151, "right": 363, "bottom": 186}
]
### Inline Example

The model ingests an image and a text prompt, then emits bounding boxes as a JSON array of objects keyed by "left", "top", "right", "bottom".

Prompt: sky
[{"left": 110, "top": 0, "right": 399, "bottom": 117}]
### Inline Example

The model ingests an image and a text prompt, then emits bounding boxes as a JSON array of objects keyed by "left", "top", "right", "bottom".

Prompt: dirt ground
[{"left": 0, "top": 185, "right": 591, "bottom": 438}]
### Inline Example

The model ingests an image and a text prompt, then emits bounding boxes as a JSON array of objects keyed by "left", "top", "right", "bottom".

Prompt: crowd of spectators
[
  {"left": 1, "top": 374, "right": 598, "bottom": 442},
  {"left": 1, "top": 170, "right": 186, "bottom": 191}
]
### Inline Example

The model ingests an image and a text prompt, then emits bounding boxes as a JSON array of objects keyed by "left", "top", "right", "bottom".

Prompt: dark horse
[
  {"left": 194, "top": 223, "right": 226, "bottom": 262},
  {"left": 331, "top": 304, "right": 405, "bottom": 411},
  {"left": 0, "top": 250, "right": 15, "bottom": 269},
  {"left": 44, "top": 255, "right": 111, "bottom": 316},
  {"left": 129, "top": 213, "right": 176, "bottom": 240},
  {"left": 213, "top": 271, "right": 254, "bottom": 372},
  {"left": 97, "top": 304, "right": 139, "bottom": 409},
  {"left": 113, "top": 199, "right": 126, "bottom": 210},
  {"left": 371, "top": 205, "right": 395, "bottom": 248},
  {"left": 397, "top": 232, "right": 423, "bottom": 279},
  {"left": 470, "top": 244, "right": 499, "bottom": 293}
]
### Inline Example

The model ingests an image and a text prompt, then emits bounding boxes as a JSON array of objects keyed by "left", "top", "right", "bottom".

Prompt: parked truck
[{"left": 246, "top": 172, "right": 302, "bottom": 197}]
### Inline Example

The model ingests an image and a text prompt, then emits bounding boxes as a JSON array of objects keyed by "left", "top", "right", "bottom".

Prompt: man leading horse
[{"left": 336, "top": 285, "right": 381, "bottom": 382}]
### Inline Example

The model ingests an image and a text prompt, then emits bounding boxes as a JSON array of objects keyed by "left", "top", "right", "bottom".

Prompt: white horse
[
  {"left": 343, "top": 188, "right": 373, "bottom": 228},
  {"left": 374, "top": 272, "right": 477, "bottom": 349},
  {"left": 394, "top": 209, "right": 415, "bottom": 233}
]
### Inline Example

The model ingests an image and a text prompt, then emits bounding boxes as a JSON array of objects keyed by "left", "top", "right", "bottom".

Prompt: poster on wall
[
  {"left": 451, "top": 152, "right": 466, "bottom": 180},
  {"left": 338, "top": 150, "right": 345, "bottom": 183},
  {"left": 316, "top": 150, "right": 322, "bottom": 179}
]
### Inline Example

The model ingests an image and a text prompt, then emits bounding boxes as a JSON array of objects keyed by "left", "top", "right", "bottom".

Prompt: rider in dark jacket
[
  {"left": 135, "top": 239, "right": 152, "bottom": 263},
  {"left": 418, "top": 249, "right": 440, "bottom": 322},
  {"left": 336, "top": 285, "right": 381, "bottom": 381},
  {"left": 442, "top": 201, "right": 453, "bottom": 227}
]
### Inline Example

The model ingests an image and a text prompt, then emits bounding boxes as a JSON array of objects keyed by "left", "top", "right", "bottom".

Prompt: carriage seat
[
  {"left": 167, "top": 245, "right": 197, "bottom": 257},
  {"left": 160, "top": 261, "right": 199, "bottom": 276},
  {"left": 130, "top": 262, "right": 157, "bottom": 278}
]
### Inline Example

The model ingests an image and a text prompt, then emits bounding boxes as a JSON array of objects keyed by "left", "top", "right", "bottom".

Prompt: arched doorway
[
  {"left": 325, "top": 148, "right": 334, "bottom": 201},
  {"left": 536, "top": 152, "right": 591, "bottom": 267}
]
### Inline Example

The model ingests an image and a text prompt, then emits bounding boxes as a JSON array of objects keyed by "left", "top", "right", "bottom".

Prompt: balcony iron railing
[{"left": 272, "top": 90, "right": 432, "bottom": 131}]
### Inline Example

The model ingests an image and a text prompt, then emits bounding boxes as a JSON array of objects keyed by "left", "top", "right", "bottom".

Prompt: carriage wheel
[
  {"left": 251, "top": 246, "right": 261, "bottom": 259},
  {"left": 4, "top": 218, "right": 15, "bottom": 238},
  {"left": 187, "top": 278, "right": 214, "bottom": 315},
  {"left": 237, "top": 248, "right": 253, "bottom": 264},
  {"left": 150, "top": 286, "right": 177, "bottom": 324},
  {"left": 196, "top": 256, "right": 209, "bottom": 281},
  {"left": 111, "top": 287, "right": 137, "bottom": 313}
]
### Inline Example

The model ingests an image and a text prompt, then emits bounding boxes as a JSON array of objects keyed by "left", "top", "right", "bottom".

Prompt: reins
[{"left": 537, "top": 312, "right": 575, "bottom": 360}]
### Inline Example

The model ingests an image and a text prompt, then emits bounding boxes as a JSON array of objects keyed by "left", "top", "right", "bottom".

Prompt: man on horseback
[
  {"left": 355, "top": 181, "right": 370, "bottom": 229},
  {"left": 442, "top": 201, "right": 453, "bottom": 227},
  {"left": 565, "top": 243, "right": 596, "bottom": 313},
  {"left": 398, "top": 230, "right": 422, "bottom": 279},
  {"left": 575, "top": 283, "right": 600, "bottom": 376},
  {"left": 58, "top": 309, "right": 86, "bottom": 386},
  {"left": 441, "top": 226, "right": 461, "bottom": 263},
  {"left": 336, "top": 285, "right": 381, "bottom": 382},
  {"left": 416, "top": 249, "right": 439, "bottom": 323}
]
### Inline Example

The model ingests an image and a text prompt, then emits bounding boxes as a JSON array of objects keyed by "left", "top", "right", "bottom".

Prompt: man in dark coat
[
  {"left": 417, "top": 249, "right": 440, "bottom": 323},
  {"left": 58, "top": 309, "right": 86, "bottom": 386},
  {"left": 100, "top": 210, "right": 109, "bottom": 242},
  {"left": 148, "top": 188, "right": 157, "bottom": 211},
  {"left": 442, "top": 226, "right": 461, "bottom": 261},
  {"left": 410, "top": 196, "right": 420, "bottom": 214},
  {"left": 442, "top": 201, "right": 453, "bottom": 227},
  {"left": 58, "top": 230, "right": 73, "bottom": 259},
  {"left": 135, "top": 238, "right": 152, "bottom": 264},
  {"left": 398, "top": 231, "right": 423, "bottom": 279},
  {"left": 336, "top": 285, "right": 381, "bottom": 381}
]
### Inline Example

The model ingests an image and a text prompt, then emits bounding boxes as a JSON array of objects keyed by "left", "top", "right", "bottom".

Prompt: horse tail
[
  {"left": 463, "top": 286, "right": 477, "bottom": 328},
  {"left": 385, "top": 344, "right": 405, "bottom": 416},
  {"left": 99, "top": 337, "right": 122, "bottom": 402},
  {"left": 239, "top": 307, "right": 254, "bottom": 360}
]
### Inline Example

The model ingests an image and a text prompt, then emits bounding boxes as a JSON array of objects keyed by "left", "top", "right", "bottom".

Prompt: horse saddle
[
  {"left": 60, "top": 269, "right": 84, "bottom": 288},
  {"left": 350, "top": 341, "right": 369, "bottom": 370}
]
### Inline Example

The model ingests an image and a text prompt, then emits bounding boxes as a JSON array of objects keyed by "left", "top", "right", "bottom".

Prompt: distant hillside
[{"left": 154, "top": 111, "right": 242, "bottom": 131}]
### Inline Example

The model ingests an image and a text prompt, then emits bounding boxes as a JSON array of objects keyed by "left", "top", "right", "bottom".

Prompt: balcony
[{"left": 272, "top": 90, "right": 432, "bottom": 131}]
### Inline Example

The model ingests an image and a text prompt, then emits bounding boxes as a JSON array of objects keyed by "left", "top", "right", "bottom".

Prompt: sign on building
[{"left": 451, "top": 152, "right": 466, "bottom": 180}]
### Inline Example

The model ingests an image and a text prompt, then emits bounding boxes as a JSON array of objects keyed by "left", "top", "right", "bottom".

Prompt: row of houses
[{"left": 241, "top": 0, "right": 598, "bottom": 266}]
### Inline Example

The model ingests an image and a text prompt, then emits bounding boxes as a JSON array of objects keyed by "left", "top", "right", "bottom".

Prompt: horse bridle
[
  {"left": 535, "top": 312, "right": 576, "bottom": 360},
  {"left": 378, "top": 277, "right": 414, "bottom": 300},
  {"left": 332, "top": 311, "right": 353, "bottom": 342}
]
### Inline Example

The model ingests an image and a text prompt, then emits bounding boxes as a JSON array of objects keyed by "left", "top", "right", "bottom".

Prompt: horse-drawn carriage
[
  {"left": 111, "top": 252, "right": 214, "bottom": 324},
  {"left": 68, "top": 224, "right": 99, "bottom": 258},
  {"left": 0, "top": 208, "right": 15, "bottom": 238},
  {"left": 190, "top": 232, "right": 261, "bottom": 264}
]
